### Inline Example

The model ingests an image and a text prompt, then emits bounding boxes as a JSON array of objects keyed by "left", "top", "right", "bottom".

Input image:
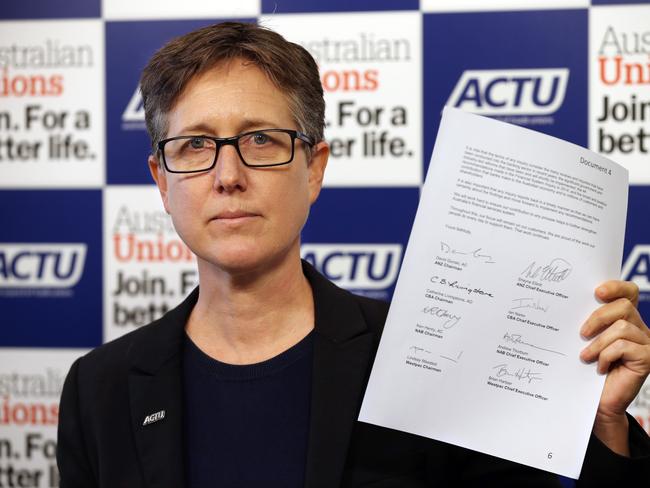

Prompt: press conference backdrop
[{"left": 1, "top": 0, "right": 649, "bottom": 485}]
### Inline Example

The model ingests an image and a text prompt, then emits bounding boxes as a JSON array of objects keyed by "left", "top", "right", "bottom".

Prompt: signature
[
  {"left": 440, "top": 241, "right": 495, "bottom": 264},
  {"left": 430, "top": 276, "right": 494, "bottom": 298},
  {"left": 492, "top": 363, "right": 543, "bottom": 383},
  {"left": 521, "top": 258, "right": 572, "bottom": 282},
  {"left": 510, "top": 297, "right": 548, "bottom": 313},
  {"left": 409, "top": 346, "right": 432, "bottom": 356},
  {"left": 421, "top": 306, "right": 461, "bottom": 328},
  {"left": 502, "top": 332, "right": 565, "bottom": 356},
  {"left": 440, "top": 351, "right": 464, "bottom": 363}
]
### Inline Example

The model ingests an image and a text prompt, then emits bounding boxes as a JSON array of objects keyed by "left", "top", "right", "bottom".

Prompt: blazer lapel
[
  {"left": 127, "top": 288, "right": 199, "bottom": 488},
  {"left": 129, "top": 363, "right": 184, "bottom": 488},
  {"left": 303, "top": 263, "right": 377, "bottom": 488}
]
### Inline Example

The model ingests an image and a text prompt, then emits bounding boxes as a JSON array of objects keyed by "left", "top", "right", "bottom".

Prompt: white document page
[{"left": 359, "top": 107, "right": 629, "bottom": 479}]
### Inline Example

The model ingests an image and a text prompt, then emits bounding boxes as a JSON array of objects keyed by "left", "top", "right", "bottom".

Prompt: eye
[
  {"left": 189, "top": 137, "right": 205, "bottom": 149},
  {"left": 252, "top": 132, "right": 270, "bottom": 145}
]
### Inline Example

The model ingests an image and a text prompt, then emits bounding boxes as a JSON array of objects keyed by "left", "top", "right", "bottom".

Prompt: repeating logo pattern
[{"left": 1, "top": 3, "right": 649, "bottom": 485}]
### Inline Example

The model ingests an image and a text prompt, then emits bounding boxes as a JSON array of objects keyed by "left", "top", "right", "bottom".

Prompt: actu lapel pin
[{"left": 142, "top": 410, "right": 165, "bottom": 426}]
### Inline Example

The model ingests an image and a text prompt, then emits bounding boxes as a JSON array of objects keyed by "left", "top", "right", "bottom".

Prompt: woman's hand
[{"left": 580, "top": 280, "right": 650, "bottom": 456}]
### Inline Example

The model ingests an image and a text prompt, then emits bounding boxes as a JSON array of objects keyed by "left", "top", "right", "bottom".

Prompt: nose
[{"left": 212, "top": 144, "right": 247, "bottom": 193}]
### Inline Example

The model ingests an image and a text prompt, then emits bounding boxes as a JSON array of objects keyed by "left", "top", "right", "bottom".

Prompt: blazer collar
[
  {"left": 129, "top": 286, "right": 198, "bottom": 375},
  {"left": 127, "top": 261, "right": 377, "bottom": 488}
]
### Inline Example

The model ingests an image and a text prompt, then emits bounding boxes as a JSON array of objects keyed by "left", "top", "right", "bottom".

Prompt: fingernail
[{"left": 597, "top": 286, "right": 607, "bottom": 297}]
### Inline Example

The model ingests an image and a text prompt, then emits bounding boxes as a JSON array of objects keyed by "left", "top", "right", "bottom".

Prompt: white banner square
[
  {"left": 102, "top": 0, "right": 260, "bottom": 20},
  {"left": 589, "top": 5, "right": 650, "bottom": 184},
  {"left": 421, "top": 0, "right": 588, "bottom": 13},
  {"left": 0, "top": 348, "right": 88, "bottom": 487},
  {"left": 0, "top": 20, "right": 104, "bottom": 188},
  {"left": 103, "top": 186, "right": 198, "bottom": 343},
  {"left": 262, "top": 11, "right": 422, "bottom": 187}
]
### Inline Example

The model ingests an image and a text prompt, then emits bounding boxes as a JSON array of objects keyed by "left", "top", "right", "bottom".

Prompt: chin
[
  {"left": 202, "top": 249, "right": 259, "bottom": 272},
  {"left": 196, "top": 245, "right": 289, "bottom": 277}
]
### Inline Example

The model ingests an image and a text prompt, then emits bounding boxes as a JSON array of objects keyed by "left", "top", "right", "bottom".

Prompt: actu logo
[
  {"left": 621, "top": 245, "right": 650, "bottom": 292},
  {"left": 447, "top": 68, "right": 569, "bottom": 116},
  {"left": 142, "top": 410, "right": 165, "bottom": 426},
  {"left": 301, "top": 244, "right": 402, "bottom": 290},
  {"left": 0, "top": 243, "right": 87, "bottom": 288},
  {"left": 122, "top": 86, "right": 144, "bottom": 124}
]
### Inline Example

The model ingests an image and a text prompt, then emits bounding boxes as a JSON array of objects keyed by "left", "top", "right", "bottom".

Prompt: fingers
[
  {"left": 580, "top": 319, "right": 650, "bottom": 372},
  {"left": 595, "top": 280, "right": 639, "bottom": 307},
  {"left": 594, "top": 338, "right": 650, "bottom": 375},
  {"left": 581, "top": 297, "right": 645, "bottom": 339}
]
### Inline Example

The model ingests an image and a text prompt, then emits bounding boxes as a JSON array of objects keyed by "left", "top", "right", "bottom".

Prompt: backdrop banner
[{"left": 1, "top": 2, "right": 648, "bottom": 486}]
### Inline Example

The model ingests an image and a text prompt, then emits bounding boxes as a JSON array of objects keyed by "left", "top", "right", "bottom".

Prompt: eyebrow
[{"left": 175, "top": 118, "right": 284, "bottom": 137}]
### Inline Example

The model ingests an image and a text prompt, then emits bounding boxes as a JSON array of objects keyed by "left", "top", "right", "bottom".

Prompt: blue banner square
[
  {"left": 423, "top": 10, "right": 588, "bottom": 177},
  {"left": 261, "top": 0, "right": 418, "bottom": 13},
  {"left": 106, "top": 18, "right": 255, "bottom": 185},
  {"left": 0, "top": 190, "right": 102, "bottom": 347},
  {"left": 302, "top": 187, "right": 419, "bottom": 301},
  {"left": 623, "top": 185, "right": 650, "bottom": 321},
  {"left": 592, "top": 0, "right": 650, "bottom": 5},
  {"left": 0, "top": 0, "right": 99, "bottom": 19}
]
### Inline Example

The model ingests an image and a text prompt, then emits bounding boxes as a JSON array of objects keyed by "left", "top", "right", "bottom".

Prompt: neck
[{"left": 186, "top": 249, "right": 314, "bottom": 365}]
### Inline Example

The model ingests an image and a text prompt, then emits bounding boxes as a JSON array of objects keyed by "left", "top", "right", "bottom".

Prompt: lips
[{"left": 211, "top": 209, "right": 259, "bottom": 221}]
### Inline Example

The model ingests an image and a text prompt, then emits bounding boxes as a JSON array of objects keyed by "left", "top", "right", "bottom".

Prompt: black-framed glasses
[{"left": 157, "top": 129, "right": 315, "bottom": 173}]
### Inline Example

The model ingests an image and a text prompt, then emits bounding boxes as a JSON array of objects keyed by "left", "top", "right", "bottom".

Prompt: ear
[
  {"left": 307, "top": 141, "right": 329, "bottom": 205},
  {"left": 148, "top": 154, "right": 170, "bottom": 214}
]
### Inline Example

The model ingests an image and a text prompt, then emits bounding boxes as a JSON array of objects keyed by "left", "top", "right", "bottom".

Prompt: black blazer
[{"left": 57, "top": 262, "right": 650, "bottom": 487}]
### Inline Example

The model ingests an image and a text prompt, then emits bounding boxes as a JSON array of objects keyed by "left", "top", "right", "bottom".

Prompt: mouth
[{"left": 210, "top": 210, "right": 260, "bottom": 224}]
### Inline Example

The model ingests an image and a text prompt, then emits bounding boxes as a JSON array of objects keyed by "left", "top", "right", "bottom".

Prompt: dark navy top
[{"left": 183, "top": 331, "right": 314, "bottom": 488}]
